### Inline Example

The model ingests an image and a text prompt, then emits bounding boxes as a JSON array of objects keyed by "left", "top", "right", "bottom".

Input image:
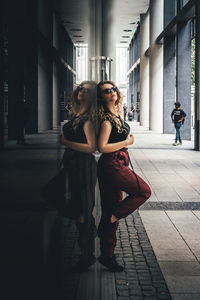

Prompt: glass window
[{"left": 179, "top": 0, "right": 190, "bottom": 10}]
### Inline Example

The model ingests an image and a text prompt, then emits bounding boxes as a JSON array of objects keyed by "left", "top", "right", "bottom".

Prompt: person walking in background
[
  {"left": 97, "top": 81, "right": 151, "bottom": 272},
  {"left": 131, "top": 104, "right": 135, "bottom": 119},
  {"left": 123, "top": 103, "right": 127, "bottom": 121},
  {"left": 171, "top": 101, "right": 186, "bottom": 146}
]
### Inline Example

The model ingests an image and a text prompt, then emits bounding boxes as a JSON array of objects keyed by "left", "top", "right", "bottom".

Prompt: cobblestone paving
[
  {"left": 115, "top": 211, "right": 172, "bottom": 300},
  {"left": 60, "top": 211, "right": 172, "bottom": 300},
  {"left": 141, "top": 202, "right": 200, "bottom": 210}
]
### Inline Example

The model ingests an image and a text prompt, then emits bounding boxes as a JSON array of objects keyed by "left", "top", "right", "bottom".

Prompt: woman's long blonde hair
[
  {"left": 97, "top": 80, "right": 123, "bottom": 132},
  {"left": 71, "top": 81, "right": 97, "bottom": 131}
]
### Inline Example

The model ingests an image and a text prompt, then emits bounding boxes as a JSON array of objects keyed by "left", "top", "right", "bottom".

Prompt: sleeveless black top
[
  {"left": 101, "top": 114, "right": 130, "bottom": 143},
  {"left": 63, "top": 115, "right": 87, "bottom": 143}
]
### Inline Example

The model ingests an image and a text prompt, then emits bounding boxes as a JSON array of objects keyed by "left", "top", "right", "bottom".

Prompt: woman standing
[
  {"left": 61, "top": 81, "right": 97, "bottom": 271},
  {"left": 97, "top": 81, "right": 151, "bottom": 272}
]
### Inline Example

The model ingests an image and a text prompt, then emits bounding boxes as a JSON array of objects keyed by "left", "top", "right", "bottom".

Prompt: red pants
[{"left": 97, "top": 148, "right": 151, "bottom": 257}]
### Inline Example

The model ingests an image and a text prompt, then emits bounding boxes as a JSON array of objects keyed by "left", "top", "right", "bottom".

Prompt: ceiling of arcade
[{"left": 57, "top": 0, "right": 149, "bottom": 46}]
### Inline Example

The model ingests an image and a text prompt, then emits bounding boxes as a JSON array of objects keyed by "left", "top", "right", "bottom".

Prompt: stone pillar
[
  {"left": 38, "top": 0, "right": 53, "bottom": 132},
  {"left": 88, "top": 0, "right": 116, "bottom": 82},
  {"left": 163, "top": 0, "right": 176, "bottom": 134},
  {"left": 195, "top": 1, "right": 200, "bottom": 150},
  {"left": 163, "top": 36, "right": 175, "bottom": 134},
  {"left": 24, "top": 0, "right": 38, "bottom": 134},
  {"left": 102, "top": 0, "right": 117, "bottom": 82},
  {"left": 8, "top": 0, "right": 24, "bottom": 139},
  {"left": 140, "top": 12, "right": 150, "bottom": 128},
  {"left": 176, "top": 21, "right": 191, "bottom": 140},
  {"left": 149, "top": 0, "right": 164, "bottom": 132},
  {"left": 38, "top": 48, "right": 52, "bottom": 132}
]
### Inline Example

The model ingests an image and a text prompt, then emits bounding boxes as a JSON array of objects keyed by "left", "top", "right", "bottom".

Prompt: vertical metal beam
[{"left": 195, "top": 0, "right": 200, "bottom": 150}]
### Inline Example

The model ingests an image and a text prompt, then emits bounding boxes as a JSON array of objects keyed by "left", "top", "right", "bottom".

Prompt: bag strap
[{"left": 127, "top": 151, "right": 141, "bottom": 195}]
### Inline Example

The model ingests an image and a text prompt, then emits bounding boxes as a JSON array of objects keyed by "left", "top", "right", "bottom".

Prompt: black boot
[{"left": 98, "top": 254, "right": 124, "bottom": 272}]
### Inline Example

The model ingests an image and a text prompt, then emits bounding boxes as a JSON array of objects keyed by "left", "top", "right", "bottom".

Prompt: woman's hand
[
  {"left": 125, "top": 134, "right": 134, "bottom": 146},
  {"left": 60, "top": 134, "right": 69, "bottom": 147}
]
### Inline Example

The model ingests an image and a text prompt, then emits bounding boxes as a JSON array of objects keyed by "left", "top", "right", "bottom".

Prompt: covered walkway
[{"left": 1, "top": 122, "right": 200, "bottom": 299}]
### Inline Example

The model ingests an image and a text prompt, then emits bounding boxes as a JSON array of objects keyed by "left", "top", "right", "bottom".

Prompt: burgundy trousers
[{"left": 97, "top": 148, "right": 151, "bottom": 257}]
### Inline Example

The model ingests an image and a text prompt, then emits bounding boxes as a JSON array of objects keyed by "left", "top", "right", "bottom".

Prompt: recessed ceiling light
[
  {"left": 123, "top": 29, "right": 132, "bottom": 32},
  {"left": 70, "top": 29, "right": 81, "bottom": 31},
  {"left": 122, "top": 36, "right": 130, "bottom": 38}
]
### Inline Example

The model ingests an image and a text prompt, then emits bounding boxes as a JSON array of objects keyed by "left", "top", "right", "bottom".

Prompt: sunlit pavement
[{"left": 129, "top": 121, "right": 200, "bottom": 300}]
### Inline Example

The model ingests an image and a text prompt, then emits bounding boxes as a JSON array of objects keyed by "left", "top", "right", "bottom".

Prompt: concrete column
[
  {"left": 149, "top": 0, "right": 164, "bottom": 132},
  {"left": 163, "top": 0, "right": 176, "bottom": 134},
  {"left": 38, "top": 47, "right": 52, "bottom": 132},
  {"left": 24, "top": 0, "right": 38, "bottom": 134},
  {"left": 102, "top": 0, "right": 117, "bottom": 81},
  {"left": 176, "top": 21, "right": 191, "bottom": 140},
  {"left": 38, "top": 0, "right": 53, "bottom": 132},
  {"left": 195, "top": 1, "right": 200, "bottom": 150},
  {"left": 140, "top": 12, "right": 150, "bottom": 128},
  {"left": 163, "top": 37, "right": 175, "bottom": 134},
  {"left": 8, "top": 0, "right": 24, "bottom": 139},
  {"left": 88, "top": 0, "right": 116, "bottom": 82}
]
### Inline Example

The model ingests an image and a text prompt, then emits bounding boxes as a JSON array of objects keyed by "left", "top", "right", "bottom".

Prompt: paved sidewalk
[
  {"left": 1, "top": 124, "right": 200, "bottom": 300},
  {"left": 129, "top": 122, "right": 200, "bottom": 300}
]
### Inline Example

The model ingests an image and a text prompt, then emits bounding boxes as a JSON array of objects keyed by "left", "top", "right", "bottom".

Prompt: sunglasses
[
  {"left": 102, "top": 87, "right": 117, "bottom": 94},
  {"left": 78, "top": 86, "right": 91, "bottom": 93}
]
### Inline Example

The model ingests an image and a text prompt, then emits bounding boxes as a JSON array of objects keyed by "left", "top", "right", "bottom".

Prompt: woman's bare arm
[{"left": 98, "top": 121, "right": 134, "bottom": 153}]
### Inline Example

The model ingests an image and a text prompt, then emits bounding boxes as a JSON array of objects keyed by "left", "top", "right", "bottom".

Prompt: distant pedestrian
[
  {"left": 131, "top": 104, "right": 135, "bottom": 119},
  {"left": 128, "top": 111, "right": 133, "bottom": 121},
  {"left": 123, "top": 103, "right": 127, "bottom": 121},
  {"left": 171, "top": 101, "right": 186, "bottom": 146}
]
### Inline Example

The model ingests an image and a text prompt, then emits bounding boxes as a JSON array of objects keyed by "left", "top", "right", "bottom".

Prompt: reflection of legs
[
  {"left": 76, "top": 215, "right": 96, "bottom": 258},
  {"left": 75, "top": 183, "right": 96, "bottom": 270},
  {"left": 98, "top": 185, "right": 122, "bottom": 258},
  {"left": 75, "top": 215, "right": 96, "bottom": 270}
]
